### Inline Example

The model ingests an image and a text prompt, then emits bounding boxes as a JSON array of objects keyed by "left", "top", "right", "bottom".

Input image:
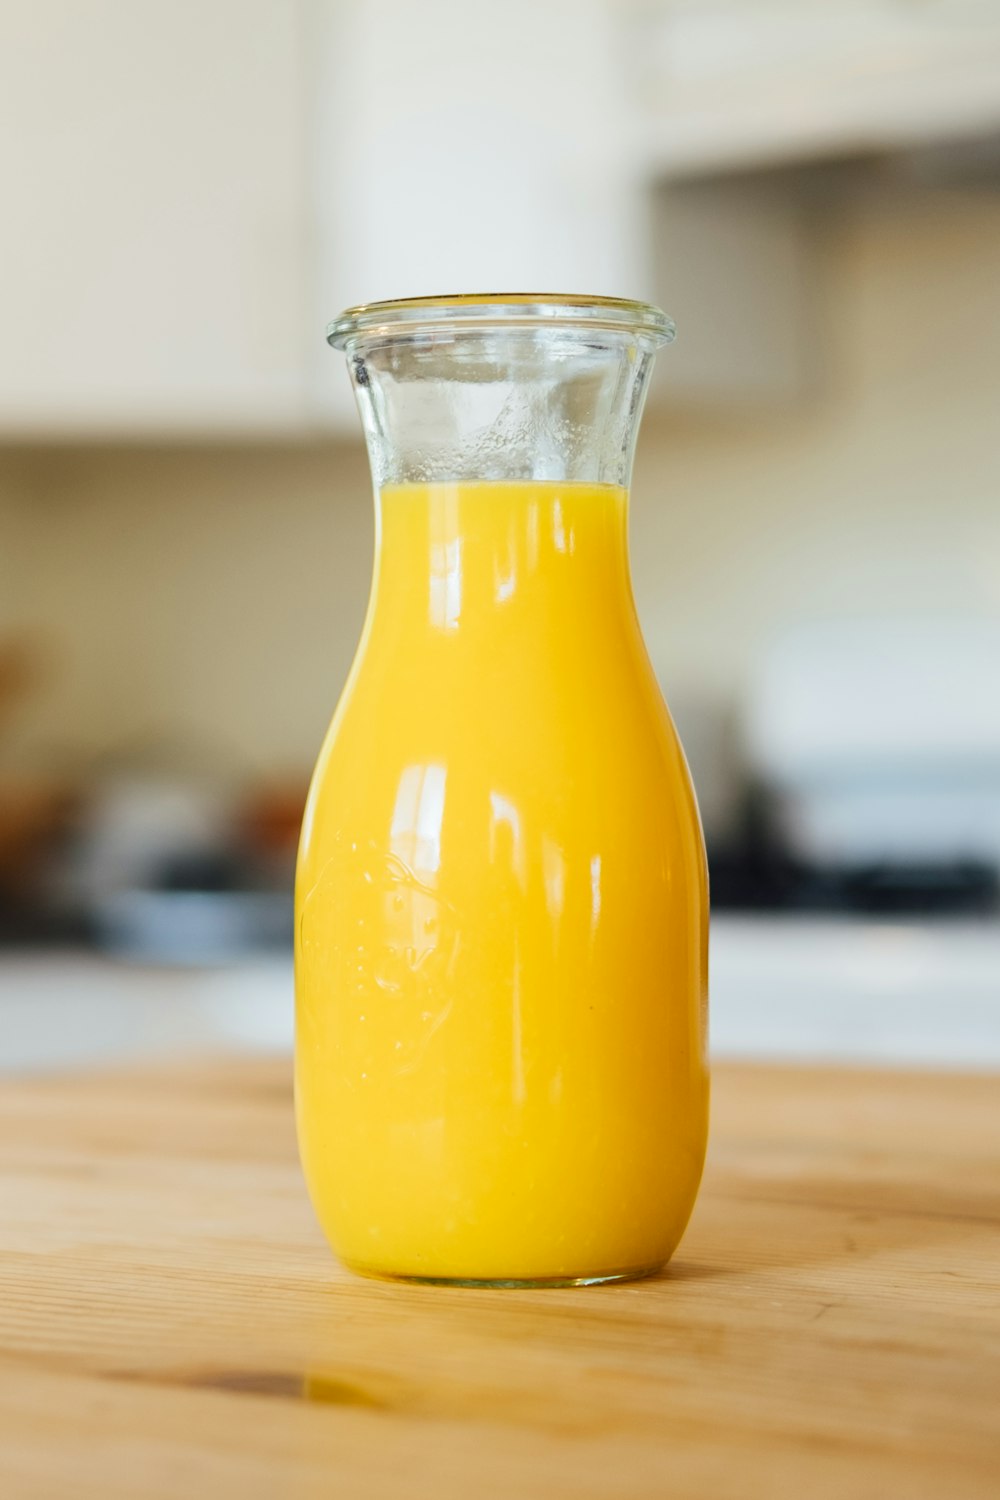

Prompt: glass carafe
[{"left": 296, "top": 295, "right": 708, "bottom": 1286}]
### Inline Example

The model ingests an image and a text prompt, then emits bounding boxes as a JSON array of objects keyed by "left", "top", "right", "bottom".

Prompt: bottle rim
[{"left": 326, "top": 293, "right": 675, "bottom": 350}]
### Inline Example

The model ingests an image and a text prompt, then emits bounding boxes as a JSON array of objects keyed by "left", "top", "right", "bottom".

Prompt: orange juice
[{"left": 295, "top": 481, "right": 708, "bottom": 1284}]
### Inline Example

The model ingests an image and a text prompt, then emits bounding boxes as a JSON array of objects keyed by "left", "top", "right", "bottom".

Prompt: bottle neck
[
  {"left": 369, "top": 481, "right": 632, "bottom": 638},
  {"left": 347, "top": 319, "right": 662, "bottom": 491}
]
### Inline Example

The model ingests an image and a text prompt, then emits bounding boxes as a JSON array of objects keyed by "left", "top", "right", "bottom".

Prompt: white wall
[
  {"left": 2, "top": 187, "right": 999, "bottom": 825},
  {"left": 0, "top": 442, "right": 372, "bottom": 779},
  {"left": 641, "top": 185, "right": 1000, "bottom": 695}
]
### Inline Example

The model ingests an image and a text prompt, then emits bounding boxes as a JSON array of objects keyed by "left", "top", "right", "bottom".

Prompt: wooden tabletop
[{"left": 1, "top": 1056, "right": 997, "bottom": 1499}]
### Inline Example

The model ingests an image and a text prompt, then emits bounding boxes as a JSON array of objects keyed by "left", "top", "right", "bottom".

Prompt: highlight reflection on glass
[
  {"left": 551, "top": 495, "right": 567, "bottom": 554},
  {"left": 429, "top": 491, "right": 462, "bottom": 630},
  {"left": 390, "top": 764, "right": 447, "bottom": 877},
  {"left": 493, "top": 521, "right": 517, "bottom": 603},
  {"left": 541, "top": 835, "right": 566, "bottom": 925},
  {"left": 589, "top": 853, "right": 602, "bottom": 934},
  {"left": 489, "top": 789, "right": 525, "bottom": 888}
]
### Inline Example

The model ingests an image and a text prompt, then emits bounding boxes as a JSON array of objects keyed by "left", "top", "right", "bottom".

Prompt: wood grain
[{"left": 0, "top": 1056, "right": 998, "bottom": 1499}]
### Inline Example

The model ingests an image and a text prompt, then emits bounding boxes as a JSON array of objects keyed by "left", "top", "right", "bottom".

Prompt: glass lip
[{"left": 326, "top": 293, "right": 675, "bottom": 350}]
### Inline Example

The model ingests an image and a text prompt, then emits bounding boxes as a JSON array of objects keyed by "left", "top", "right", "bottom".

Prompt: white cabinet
[
  {"left": 7, "top": 2, "right": 995, "bottom": 436},
  {"left": 318, "top": 0, "right": 650, "bottom": 305},
  {"left": 308, "top": 0, "right": 663, "bottom": 429},
  {"left": 629, "top": 0, "right": 1000, "bottom": 406},
  {"left": 310, "top": 0, "right": 651, "bottom": 326},
  {"left": 632, "top": 1, "right": 1000, "bottom": 177},
  {"left": 0, "top": 2, "right": 314, "bottom": 436},
  {"left": 0, "top": 0, "right": 655, "bottom": 438}
]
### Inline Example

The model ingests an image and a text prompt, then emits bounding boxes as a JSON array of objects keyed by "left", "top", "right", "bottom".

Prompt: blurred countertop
[{"left": 2, "top": 915, "right": 998, "bottom": 1075}]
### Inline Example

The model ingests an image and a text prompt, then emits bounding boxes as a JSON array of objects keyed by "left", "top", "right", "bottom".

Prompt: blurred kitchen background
[{"left": 2, "top": 0, "right": 999, "bottom": 1071}]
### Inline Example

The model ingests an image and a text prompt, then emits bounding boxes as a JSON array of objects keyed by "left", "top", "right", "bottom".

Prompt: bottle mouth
[{"left": 326, "top": 293, "right": 675, "bottom": 351}]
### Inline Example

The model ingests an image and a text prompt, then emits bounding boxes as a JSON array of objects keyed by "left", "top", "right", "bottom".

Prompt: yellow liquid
[{"left": 295, "top": 481, "right": 708, "bottom": 1284}]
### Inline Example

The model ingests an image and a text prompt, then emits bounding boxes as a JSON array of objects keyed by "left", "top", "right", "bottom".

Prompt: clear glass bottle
[{"left": 296, "top": 295, "right": 708, "bottom": 1286}]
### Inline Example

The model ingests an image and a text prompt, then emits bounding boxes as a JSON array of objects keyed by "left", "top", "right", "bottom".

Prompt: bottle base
[{"left": 346, "top": 1262, "right": 666, "bottom": 1289}]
